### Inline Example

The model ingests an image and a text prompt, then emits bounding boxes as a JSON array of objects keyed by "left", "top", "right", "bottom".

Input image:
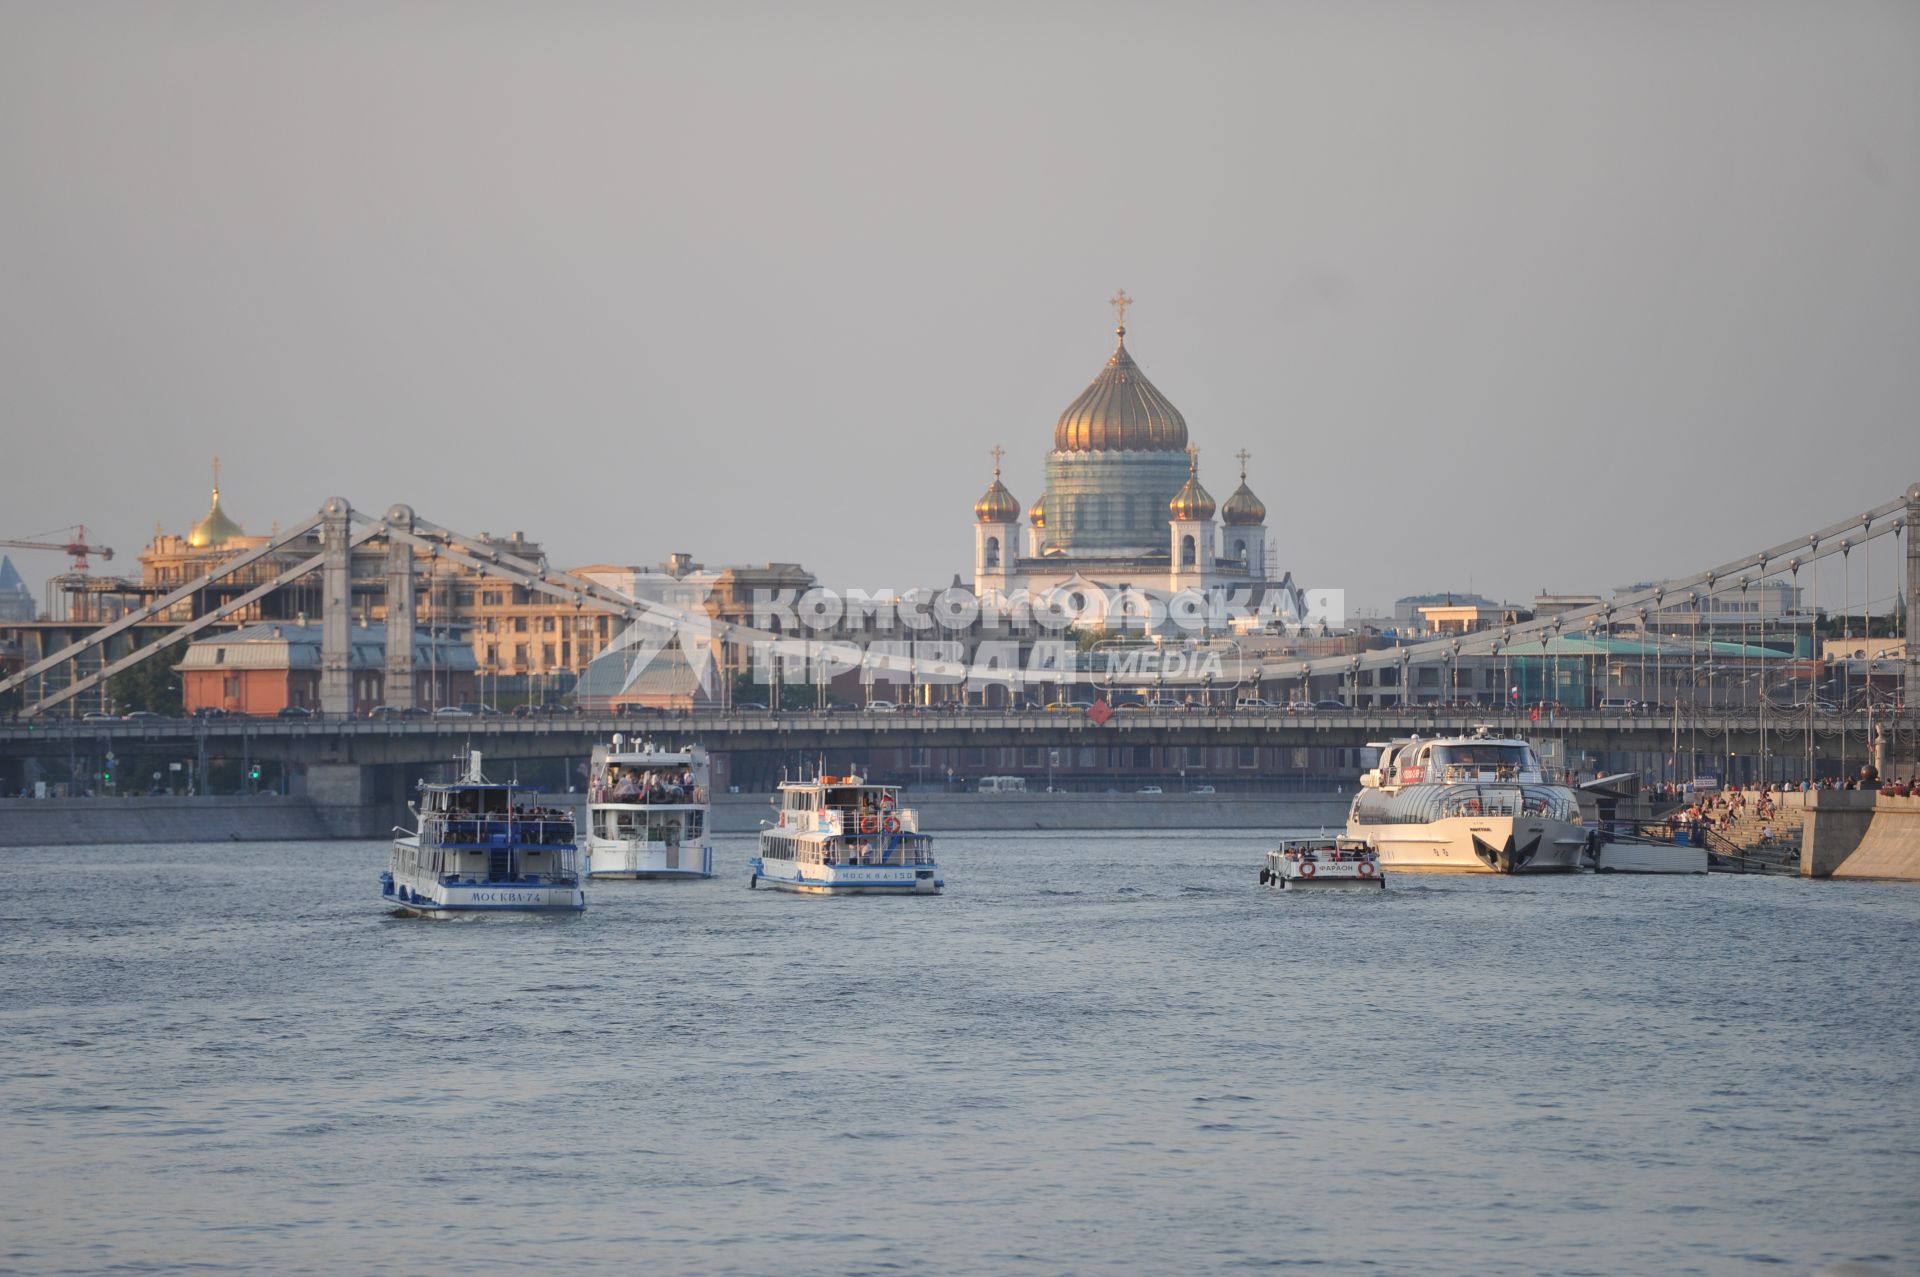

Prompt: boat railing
[
  {"left": 1437, "top": 790, "right": 1569, "bottom": 819},
  {"left": 797, "top": 835, "right": 935, "bottom": 868},
  {"left": 785, "top": 806, "right": 919, "bottom": 837},
  {"left": 588, "top": 784, "right": 707, "bottom": 805},
  {"left": 422, "top": 814, "right": 576, "bottom": 846},
  {"left": 1269, "top": 842, "right": 1376, "bottom": 864},
  {"left": 1439, "top": 764, "right": 1529, "bottom": 784}
]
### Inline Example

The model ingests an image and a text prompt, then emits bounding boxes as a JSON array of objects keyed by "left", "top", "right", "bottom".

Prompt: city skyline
[{"left": 2, "top": 3, "right": 1916, "bottom": 616}]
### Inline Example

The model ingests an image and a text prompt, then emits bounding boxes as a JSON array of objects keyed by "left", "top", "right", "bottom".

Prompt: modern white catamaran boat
[
  {"left": 1349, "top": 728, "right": 1590, "bottom": 873},
  {"left": 382, "top": 751, "right": 585, "bottom": 917},
  {"left": 751, "top": 771, "right": 941, "bottom": 895},
  {"left": 584, "top": 738, "right": 713, "bottom": 880}
]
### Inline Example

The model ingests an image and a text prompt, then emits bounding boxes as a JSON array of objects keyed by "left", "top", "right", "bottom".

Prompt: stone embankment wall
[
  {"left": 0, "top": 796, "right": 333, "bottom": 848},
  {"left": 1791, "top": 791, "right": 1920, "bottom": 881},
  {"left": 1, "top": 789, "right": 1351, "bottom": 846},
  {"left": 1828, "top": 794, "right": 1920, "bottom": 881},
  {"left": 711, "top": 789, "right": 1351, "bottom": 834}
]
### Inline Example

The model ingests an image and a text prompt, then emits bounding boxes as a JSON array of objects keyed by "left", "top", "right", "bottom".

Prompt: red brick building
[{"left": 177, "top": 623, "right": 477, "bottom": 717}]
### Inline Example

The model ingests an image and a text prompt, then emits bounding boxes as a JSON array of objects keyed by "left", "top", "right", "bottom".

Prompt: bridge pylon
[
  {"left": 319, "top": 498, "right": 353, "bottom": 718},
  {"left": 384, "top": 504, "right": 417, "bottom": 711}
]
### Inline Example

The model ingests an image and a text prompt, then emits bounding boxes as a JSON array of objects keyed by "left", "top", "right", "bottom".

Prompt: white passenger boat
[
  {"left": 382, "top": 752, "right": 585, "bottom": 918},
  {"left": 1261, "top": 837, "right": 1385, "bottom": 889},
  {"left": 751, "top": 772, "right": 941, "bottom": 895},
  {"left": 1349, "top": 728, "right": 1590, "bottom": 874},
  {"left": 585, "top": 738, "right": 713, "bottom": 880}
]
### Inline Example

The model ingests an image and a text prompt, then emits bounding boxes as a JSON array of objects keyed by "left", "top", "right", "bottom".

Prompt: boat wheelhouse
[
  {"left": 751, "top": 773, "right": 940, "bottom": 895},
  {"left": 1348, "top": 728, "right": 1590, "bottom": 873},
  {"left": 585, "top": 739, "right": 713, "bottom": 880},
  {"left": 382, "top": 752, "right": 584, "bottom": 918}
]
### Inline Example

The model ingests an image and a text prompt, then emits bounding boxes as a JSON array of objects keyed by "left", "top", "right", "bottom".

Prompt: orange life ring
[
  {"left": 859, "top": 814, "right": 879, "bottom": 834},
  {"left": 1297, "top": 860, "right": 1316, "bottom": 878},
  {"left": 882, "top": 814, "right": 901, "bottom": 833},
  {"left": 1357, "top": 860, "right": 1377, "bottom": 878}
]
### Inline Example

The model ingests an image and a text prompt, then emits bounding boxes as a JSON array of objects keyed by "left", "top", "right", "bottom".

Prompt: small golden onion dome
[
  {"left": 1221, "top": 451, "right": 1265, "bottom": 525},
  {"left": 1053, "top": 325, "right": 1189, "bottom": 453},
  {"left": 187, "top": 479, "right": 245, "bottom": 548},
  {"left": 1169, "top": 451, "right": 1215, "bottom": 522},
  {"left": 1028, "top": 496, "right": 1046, "bottom": 528},
  {"left": 975, "top": 472, "right": 1020, "bottom": 523},
  {"left": 1221, "top": 481, "right": 1266, "bottom": 525}
]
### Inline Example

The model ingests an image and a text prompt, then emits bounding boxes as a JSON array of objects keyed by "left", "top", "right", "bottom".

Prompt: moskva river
[{"left": 2, "top": 833, "right": 1915, "bottom": 1276}]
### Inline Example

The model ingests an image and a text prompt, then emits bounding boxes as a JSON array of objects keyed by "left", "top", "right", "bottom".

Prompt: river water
[{"left": 1, "top": 833, "right": 1915, "bottom": 1276}]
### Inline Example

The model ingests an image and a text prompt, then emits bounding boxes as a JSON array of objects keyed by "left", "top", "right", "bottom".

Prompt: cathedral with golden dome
[{"left": 971, "top": 295, "right": 1289, "bottom": 606}]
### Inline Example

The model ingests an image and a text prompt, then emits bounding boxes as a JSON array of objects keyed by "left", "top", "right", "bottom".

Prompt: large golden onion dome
[
  {"left": 974, "top": 451, "right": 1021, "bottom": 523},
  {"left": 1053, "top": 324, "right": 1189, "bottom": 453},
  {"left": 1221, "top": 451, "right": 1267, "bottom": 526},
  {"left": 1168, "top": 448, "right": 1216, "bottom": 521},
  {"left": 187, "top": 460, "right": 245, "bottom": 548},
  {"left": 1028, "top": 496, "right": 1046, "bottom": 528}
]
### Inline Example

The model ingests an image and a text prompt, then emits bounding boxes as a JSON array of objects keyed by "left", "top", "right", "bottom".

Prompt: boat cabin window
[{"left": 1432, "top": 744, "right": 1536, "bottom": 771}]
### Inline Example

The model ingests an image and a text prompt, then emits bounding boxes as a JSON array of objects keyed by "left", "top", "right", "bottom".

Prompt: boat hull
[
  {"left": 585, "top": 840, "right": 714, "bottom": 880},
  {"left": 1357, "top": 816, "right": 1589, "bottom": 874},
  {"left": 748, "top": 858, "right": 942, "bottom": 895},
  {"left": 381, "top": 871, "right": 585, "bottom": 918},
  {"left": 1596, "top": 841, "right": 1708, "bottom": 874}
]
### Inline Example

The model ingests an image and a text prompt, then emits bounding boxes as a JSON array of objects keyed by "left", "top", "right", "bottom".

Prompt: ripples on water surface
[{"left": 1, "top": 832, "right": 1916, "bottom": 1276}]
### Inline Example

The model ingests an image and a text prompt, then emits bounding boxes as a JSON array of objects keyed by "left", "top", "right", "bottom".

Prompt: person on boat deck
[{"left": 612, "top": 774, "right": 641, "bottom": 801}]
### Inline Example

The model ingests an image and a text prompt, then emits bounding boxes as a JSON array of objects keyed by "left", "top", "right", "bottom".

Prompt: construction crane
[{"left": 0, "top": 526, "right": 114, "bottom": 573}]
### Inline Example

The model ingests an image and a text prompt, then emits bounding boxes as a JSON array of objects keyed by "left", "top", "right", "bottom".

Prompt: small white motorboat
[{"left": 1261, "top": 838, "right": 1386, "bottom": 889}]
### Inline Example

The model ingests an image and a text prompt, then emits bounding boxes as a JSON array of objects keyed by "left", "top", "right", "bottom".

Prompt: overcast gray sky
[{"left": 2, "top": 1, "right": 1916, "bottom": 616}]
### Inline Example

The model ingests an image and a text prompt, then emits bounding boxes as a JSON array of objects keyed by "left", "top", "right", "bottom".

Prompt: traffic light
[{"left": 249, "top": 764, "right": 262, "bottom": 782}]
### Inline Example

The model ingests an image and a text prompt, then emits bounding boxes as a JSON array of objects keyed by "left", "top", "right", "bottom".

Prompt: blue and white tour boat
[
  {"left": 585, "top": 737, "right": 714, "bottom": 879},
  {"left": 751, "top": 772, "right": 941, "bottom": 895},
  {"left": 382, "top": 751, "right": 585, "bottom": 918}
]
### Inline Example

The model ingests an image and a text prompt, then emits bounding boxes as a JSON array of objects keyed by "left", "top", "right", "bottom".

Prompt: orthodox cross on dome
[
  {"left": 211, "top": 455, "right": 222, "bottom": 494},
  {"left": 1186, "top": 443, "right": 1200, "bottom": 474},
  {"left": 1235, "top": 448, "right": 1250, "bottom": 480},
  {"left": 1109, "top": 289, "right": 1133, "bottom": 332},
  {"left": 990, "top": 444, "right": 1005, "bottom": 476}
]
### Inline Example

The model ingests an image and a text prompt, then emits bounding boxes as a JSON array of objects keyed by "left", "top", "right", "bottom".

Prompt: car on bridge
[
  {"left": 122, "top": 710, "right": 171, "bottom": 722},
  {"left": 511, "top": 702, "right": 578, "bottom": 718},
  {"left": 82, "top": 711, "right": 116, "bottom": 722},
  {"left": 367, "top": 705, "right": 427, "bottom": 720},
  {"left": 277, "top": 706, "right": 314, "bottom": 720}
]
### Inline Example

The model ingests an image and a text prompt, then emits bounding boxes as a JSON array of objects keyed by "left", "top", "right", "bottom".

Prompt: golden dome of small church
[
  {"left": 971, "top": 294, "right": 1290, "bottom": 611},
  {"left": 188, "top": 458, "right": 246, "bottom": 548}
]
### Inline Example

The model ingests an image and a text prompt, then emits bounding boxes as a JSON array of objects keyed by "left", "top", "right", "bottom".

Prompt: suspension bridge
[{"left": 0, "top": 484, "right": 1915, "bottom": 810}]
